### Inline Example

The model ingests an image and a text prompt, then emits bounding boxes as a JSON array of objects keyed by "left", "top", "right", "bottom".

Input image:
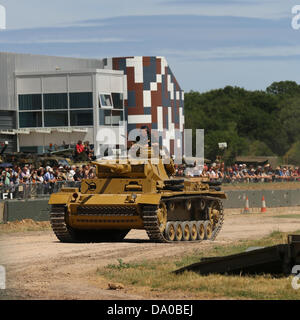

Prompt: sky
[{"left": 0, "top": 0, "right": 299, "bottom": 92}]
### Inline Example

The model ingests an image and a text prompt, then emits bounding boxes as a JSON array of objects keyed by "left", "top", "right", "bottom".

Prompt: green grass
[
  {"left": 272, "top": 214, "right": 300, "bottom": 219},
  {"left": 97, "top": 230, "right": 300, "bottom": 300}
]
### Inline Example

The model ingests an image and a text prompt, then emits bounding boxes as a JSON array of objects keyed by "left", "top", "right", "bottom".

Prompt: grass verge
[
  {"left": 223, "top": 181, "right": 300, "bottom": 191},
  {"left": 97, "top": 230, "right": 300, "bottom": 300}
]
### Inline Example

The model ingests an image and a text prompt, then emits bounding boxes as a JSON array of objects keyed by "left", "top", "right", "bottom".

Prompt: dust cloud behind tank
[{"left": 49, "top": 148, "right": 227, "bottom": 243}]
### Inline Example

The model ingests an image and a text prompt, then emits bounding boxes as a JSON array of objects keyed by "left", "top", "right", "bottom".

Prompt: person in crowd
[
  {"left": 73, "top": 167, "right": 84, "bottom": 182},
  {"left": 75, "top": 140, "right": 86, "bottom": 161}
]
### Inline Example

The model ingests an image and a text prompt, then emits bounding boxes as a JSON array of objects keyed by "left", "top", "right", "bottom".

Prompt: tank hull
[{"left": 49, "top": 190, "right": 225, "bottom": 243}]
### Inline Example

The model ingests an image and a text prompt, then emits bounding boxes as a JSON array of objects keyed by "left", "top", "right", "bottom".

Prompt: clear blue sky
[{"left": 0, "top": 0, "right": 299, "bottom": 92}]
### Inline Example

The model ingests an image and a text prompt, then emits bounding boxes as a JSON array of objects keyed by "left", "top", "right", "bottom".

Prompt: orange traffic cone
[
  {"left": 261, "top": 196, "right": 267, "bottom": 213},
  {"left": 243, "top": 196, "right": 250, "bottom": 214}
]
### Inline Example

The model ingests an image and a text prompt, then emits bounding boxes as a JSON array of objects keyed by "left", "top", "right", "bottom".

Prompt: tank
[{"left": 49, "top": 149, "right": 227, "bottom": 243}]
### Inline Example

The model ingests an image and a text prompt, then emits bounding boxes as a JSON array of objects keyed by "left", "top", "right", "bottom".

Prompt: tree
[
  {"left": 266, "top": 81, "right": 300, "bottom": 96},
  {"left": 184, "top": 81, "right": 299, "bottom": 163},
  {"left": 284, "top": 142, "right": 300, "bottom": 165},
  {"left": 243, "top": 140, "right": 275, "bottom": 157}
]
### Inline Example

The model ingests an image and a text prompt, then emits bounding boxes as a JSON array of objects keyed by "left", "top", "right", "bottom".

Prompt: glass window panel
[
  {"left": 99, "top": 109, "right": 112, "bottom": 125},
  {"left": 99, "top": 94, "right": 113, "bottom": 108},
  {"left": 111, "top": 110, "right": 123, "bottom": 126},
  {"left": 19, "top": 94, "right": 42, "bottom": 111},
  {"left": 44, "top": 111, "right": 68, "bottom": 127},
  {"left": 19, "top": 112, "right": 42, "bottom": 128},
  {"left": 112, "top": 93, "right": 124, "bottom": 109},
  {"left": 99, "top": 109, "right": 124, "bottom": 126},
  {"left": 44, "top": 93, "right": 68, "bottom": 110},
  {"left": 70, "top": 92, "right": 93, "bottom": 109},
  {"left": 70, "top": 110, "right": 93, "bottom": 126}
]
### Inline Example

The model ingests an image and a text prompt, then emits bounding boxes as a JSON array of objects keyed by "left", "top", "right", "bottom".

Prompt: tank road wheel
[
  {"left": 204, "top": 221, "right": 213, "bottom": 240},
  {"left": 164, "top": 222, "right": 176, "bottom": 241},
  {"left": 189, "top": 222, "right": 198, "bottom": 241},
  {"left": 174, "top": 222, "right": 183, "bottom": 241},
  {"left": 197, "top": 221, "right": 205, "bottom": 241},
  {"left": 157, "top": 202, "right": 168, "bottom": 233},
  {"left": 181, "top": 222, "right": 191, "bottom": 241}
]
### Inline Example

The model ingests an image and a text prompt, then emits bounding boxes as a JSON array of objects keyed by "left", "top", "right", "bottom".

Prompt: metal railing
[
  {"left": 0, "top": 181, "right": 81, "bottom": 200},
  {"left": 1, "top": 176, "right": 300, "bottom": 201}
]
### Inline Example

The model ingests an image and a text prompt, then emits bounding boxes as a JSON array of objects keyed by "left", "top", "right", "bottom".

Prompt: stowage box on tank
[{"left": 49, "top": 149, "right": 226, "bottom": 243}]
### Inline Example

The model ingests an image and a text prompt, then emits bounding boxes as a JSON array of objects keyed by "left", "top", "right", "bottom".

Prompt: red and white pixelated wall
[{"left": 104, "top": 56, "right": 184, "bottom": 154}]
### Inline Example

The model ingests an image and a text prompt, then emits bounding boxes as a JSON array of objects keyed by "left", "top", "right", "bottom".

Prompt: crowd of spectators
[
  {"left": 0, "top": 164, "right": 96, "bottom": 188},
  {"left": 176, "top": 162, "right": 300, "bottom": 183},
  {"left": 1, "top": 159, "right": 300, "bottom": 199}
]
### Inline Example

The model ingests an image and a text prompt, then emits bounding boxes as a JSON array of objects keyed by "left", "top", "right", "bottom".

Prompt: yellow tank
[{"left": 49, "top": 150, "right": 226, "bottom": 243}]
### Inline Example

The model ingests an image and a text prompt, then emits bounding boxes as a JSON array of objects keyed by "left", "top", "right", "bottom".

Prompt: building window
[
  {"left": 44, "top": 111, "right": 68, "bottom": 127},
  {"left": 112, "top": 93, "right": 124, "bottom": 109},
  {"left": 19, "top": 112, "right": 42, "bottom": 128},
  {"left": 70, "top": 110, "right": 93, "bottom": 126},
  {"left": 99, "top": 94, "right": 113, "bottom": 108},
  {"left": 99, "top": 109, "right": 123, "bottom": 126},
  {"left": 19, "top": 94, "right": 42, "bottom": 111},
  {"left": 111, "top": 110, "right": 123, "bottom": 125},
  {"left": 44, "top": 93, "right": 68, "bottom": 110},
  {"left": 70, "top": 92, "right": 93, "bottom": 109}
]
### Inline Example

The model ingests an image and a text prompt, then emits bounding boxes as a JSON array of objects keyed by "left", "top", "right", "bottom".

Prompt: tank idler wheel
[
  {"left": 174, "top": 222, "right": 183, "bottom": 241},
  {"left": 165, "top": 222, "right": 176, "bottom": 241},
  {"left": 197, "top": 221, "right": 205, "bottom": 241},
  {"left": 157, "top": 202, "right": 168, "bottom": 233},
  {"left": 210, "top": 200, "right": 222, "bottom": 226},
  {"left": 181, "top": 222, "right": 191, "bottom": 241},
  {"left": 189, "top": 221, "right": 198, "bottom": 241},
  {"left": 204, "top": 221, "right": 213, "bottom": 240}
]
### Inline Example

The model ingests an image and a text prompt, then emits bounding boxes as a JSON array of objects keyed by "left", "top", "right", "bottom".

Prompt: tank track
[
  {"left": 210, "top": 199, "right": 224, "bottom": 241},
  {"left": 142, "top": 205, "right": 169, "bottom": 243},
  {"left": 50, "top": 205, "right": 75, "bottom": 243},
  {"left": 142, "top": 197, "right": 224, "bottom": 243}
]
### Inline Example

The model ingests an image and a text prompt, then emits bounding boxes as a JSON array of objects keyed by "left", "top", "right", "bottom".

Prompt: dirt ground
[{"left": 1, "top": 208, "right": 300, "bottom": 300}]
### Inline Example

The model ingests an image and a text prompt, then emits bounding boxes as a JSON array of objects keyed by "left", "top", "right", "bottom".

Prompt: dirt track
[{"left": 1, "top": 209, "right": 300, "bottom": 300}]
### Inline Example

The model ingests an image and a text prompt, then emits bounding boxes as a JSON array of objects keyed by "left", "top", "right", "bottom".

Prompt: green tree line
[{"left": 184, "top": 81, "right": 300, "bottom": 165}]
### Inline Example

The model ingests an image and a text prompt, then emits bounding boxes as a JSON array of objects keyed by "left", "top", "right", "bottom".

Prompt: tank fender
[
  {"left": 136, "top": 194, "right": 161, "bottom": 205},
  {"left": 49, "top": 193, "right": 73, "bottom": 205}
]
